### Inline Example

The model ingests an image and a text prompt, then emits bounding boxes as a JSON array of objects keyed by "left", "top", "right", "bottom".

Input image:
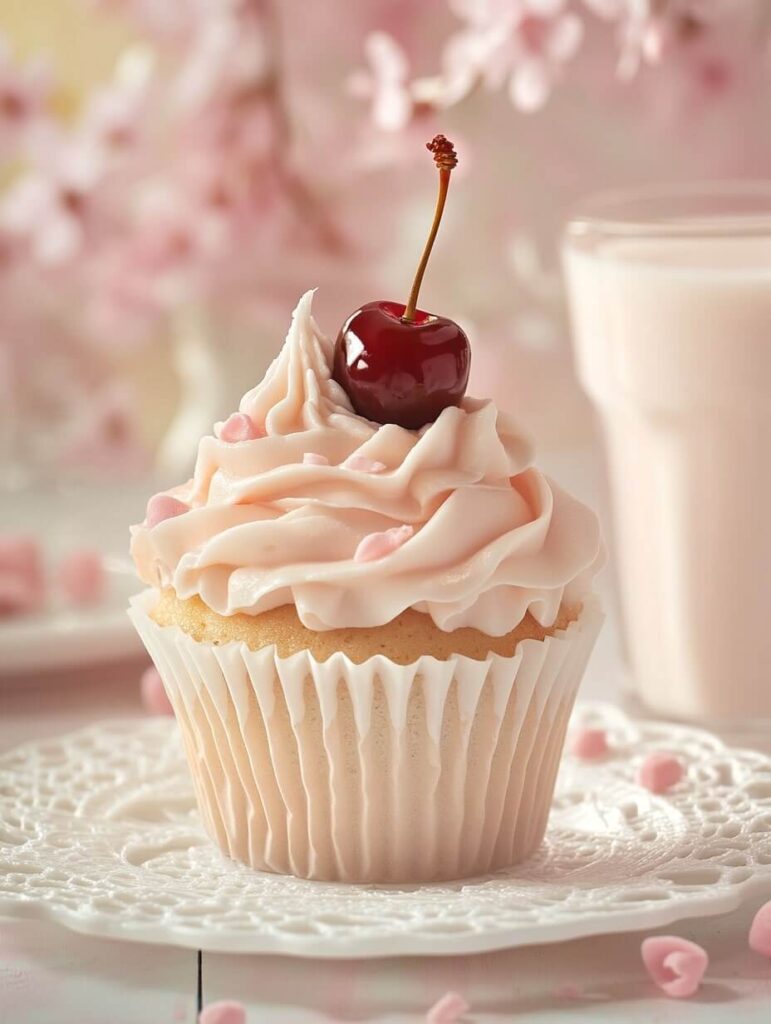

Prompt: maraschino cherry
[{"left": 333, "top": 135, "right": 470, "bottom": 430}]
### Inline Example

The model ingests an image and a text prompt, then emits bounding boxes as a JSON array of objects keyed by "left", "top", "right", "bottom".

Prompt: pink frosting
[{"left": 131, "top": 291, "right": 602, "bottom": 633}]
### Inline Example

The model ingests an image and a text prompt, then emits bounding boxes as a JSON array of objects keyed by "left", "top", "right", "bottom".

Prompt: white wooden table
[{"left": 2, "top": 452, "right": 771, "bottom": 1022}]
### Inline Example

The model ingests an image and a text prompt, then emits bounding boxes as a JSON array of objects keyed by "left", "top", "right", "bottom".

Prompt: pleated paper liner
[{"left": 129, "top": 591, "right": 602, "bottom": 883}]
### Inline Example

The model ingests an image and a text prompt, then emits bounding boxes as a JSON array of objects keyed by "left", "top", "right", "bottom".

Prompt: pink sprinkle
[
  {"left": 302, "top": 452, "right": 329, "bottom": 466},
  {"left": 140, "top": 666, "right": 174, "bottom": 716},
  {"left": 199, "top": 1002, "right": 247, "bottom": 1024},
  {"left": 642, "top": 936, "right": 708, "bottom": 998},
  {"left": 354, "top": 524, "right": 413, "bottom": 563},
  {"left": 218, "top": 412, "right": 262, "bottom": 443},
  {"left": 426, "top": 991, "right": 470, "bottom": 1024},
  {"left": 749, "top": 899, "right": 771, "bottom": 957},
  {"left": 57, "top": 548, "right": 105, "bottom": 606},
  {"left": 0, "top": 535, "right": 45, "bottom": 616},
  {"left": 638, "top": 752, "right": 684, "bottom": 794},
  {"left": 344, "top": 454, "right": 387, "bottom": 473},
  {"left": 146, "top": 494, "right": 189, "bottom": 529},
  {"left": 570, "top": 727, "right": 609, "bottom": 760}
]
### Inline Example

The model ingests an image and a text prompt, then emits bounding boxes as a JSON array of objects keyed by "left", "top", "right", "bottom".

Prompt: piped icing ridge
[{"left": 131, "top": 291, "right": 601, "bottom": 634}]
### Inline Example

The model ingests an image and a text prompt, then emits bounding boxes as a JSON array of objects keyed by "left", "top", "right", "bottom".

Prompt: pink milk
[{"left": 564, "top": 185, "right": 771, "bottom": 719}]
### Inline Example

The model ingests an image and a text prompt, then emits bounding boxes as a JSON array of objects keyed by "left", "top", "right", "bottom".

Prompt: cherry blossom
[
  {"left": 349, "top": 32, "right": 415, "bottom": 132},
  {"left": 1, "top": 146, "right": 102, "bottom": 265},
  {"left": 401, "top": 0, "right": 585, "bottom": 114},
  {"left": 0, "top": 37, "right": 51, "bottom": 157}
]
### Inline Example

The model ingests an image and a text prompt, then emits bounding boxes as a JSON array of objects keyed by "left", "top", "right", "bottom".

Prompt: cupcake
[{"left": 129, "top": 289, "right": 602, "bottom": 883}]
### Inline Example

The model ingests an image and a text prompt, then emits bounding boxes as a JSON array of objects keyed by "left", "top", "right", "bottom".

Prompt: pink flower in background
[
  {"left": 349, "top": 32, "right": 415, "bottom": 131},
  {"left": 1, "top": 146, "right": 102, "bottom": 265},
  {"left": 174, "top": 2, "right": 270, "bottom": 112},
  {"left": 0, "top": 0, "right": 770, "bottom": 483},
  {"left": 87, "top": 0, "right": 197, "bottom": 40},
  {"left": 78, "top": 48, "right": 154, "bottom": 160},
  {"left": 0, "top": 37, "right": 50, "bottom": 156},
  {"left": 60, "top": 384, "right": 149, "bottom": 477},
  {"left": 420, "top": 0, "right": 585, "bottom": 112}
]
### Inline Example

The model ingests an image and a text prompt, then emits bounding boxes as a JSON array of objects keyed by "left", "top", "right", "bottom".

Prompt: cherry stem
[{"left": 403, "top": 137, "right": 456, "bottom": 323}]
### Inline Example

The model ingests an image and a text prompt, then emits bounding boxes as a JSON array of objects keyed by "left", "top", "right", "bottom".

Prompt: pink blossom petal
[
  {"left": 354, "top": 524, "right": 413, "bottom": 563},
  {"left": 638, "top": 752, "right": 684, "bottom": 794},
  {"left": 146, "top": 494, "right": 189, "bottom": 529},
  {"left": 642, "top": 936, "right": 708, "bottom": 998},
  {"left": 218, "top": 412, "right": 262, "bottom": 443},
  {"left": 570, "top": 727, "right": 608, "bottom": 760},
  {"left": 366, "top": 31, "right": 409, "bottom": 82},
  {"left": 199, "top": 1002, "right": 247, "bottom": 1024},
  {"left": 343, "top": 454, "right": 387, "bottom": 473},
  {"left": 749, "top": 899, "right": 771, "bottom": 957},
  {"left": 509, "top": 60, "right": 551, "bottom": 111},
  {"left": 426, "top": 990, "right": 469, "bottom": 1024},
  {"left": 546, "top": 12, "right": 584, "bottom": 62},
  {"left": 57, "top": 548, "right": 106, "bottom": 606},
  {"left": 303, "top": 452, "right": 329, "bottom": 466},
  {"left": 373, "top": 83, "right": 413, "bottom": 132},
  {"left": 140, "top": 666, "right": 174, "bottom": 717}
]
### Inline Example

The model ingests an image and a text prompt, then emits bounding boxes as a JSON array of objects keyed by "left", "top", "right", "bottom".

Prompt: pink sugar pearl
[
  {"left": 354, "top": 524, "right": 413, "bottom": 563},
  {"left": 219, "top": 412, "right": 261, "bottom": 443},
  {"left": 199, "top": 1002, "right": 247, "bottom": 1024},
  {"left": 570, "top": 727, "right": 609, "bottom": 760},
  {"left": 638, "top": 752, "right": 684, "bottom": 794},
  {"left": 426, "top": 991, "right": 470, "bottom": 1023},
  {"left": 343, "top": 454, "right": 386, "bottom": 473},
  {"left": 57, "top": 548, "right": 105, "bottom": 606},
  {"left": 641, "top": 936, "right": 708, "bottom": 998},
  {"left": 140, "top": 666, "right": 174, "bottom": 716},
  {"left": 302, "top": 452, "right": 329, "bottom": 466},
  {"left": 146, "top": 494, "right": 189, "bottom": 529},
  {"left": 749, "top": 899, "right": 771, "bottom": 957}
]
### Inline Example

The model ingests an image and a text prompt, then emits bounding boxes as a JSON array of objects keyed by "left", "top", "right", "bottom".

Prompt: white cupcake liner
[{"left": 129, "top": 591, "right": 603, "bottom": 883}]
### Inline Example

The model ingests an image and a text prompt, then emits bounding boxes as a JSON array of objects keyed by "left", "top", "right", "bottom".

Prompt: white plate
[
  {"left": 0, "top": 482, "right": 146, "bottom": 674},
  {"left": 1, "top": 702, "right": 770, "bottom": 957},
  {"left": 0, "top": 567, "right": 143, "bottom": 673}
]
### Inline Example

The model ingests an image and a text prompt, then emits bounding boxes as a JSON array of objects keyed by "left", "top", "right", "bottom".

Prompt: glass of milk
[{"left": 563, "top": 183, "right": 771, "bottom": 720}]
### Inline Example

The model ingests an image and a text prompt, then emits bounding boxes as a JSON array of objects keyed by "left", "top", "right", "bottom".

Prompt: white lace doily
[{"left": 1, "top": 702, "right": 770, "bottom": 958}]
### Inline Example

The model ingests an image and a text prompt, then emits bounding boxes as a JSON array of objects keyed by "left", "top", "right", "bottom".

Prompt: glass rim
[{"left": 564, "top": 181, "right": 771, "bottom": 241}]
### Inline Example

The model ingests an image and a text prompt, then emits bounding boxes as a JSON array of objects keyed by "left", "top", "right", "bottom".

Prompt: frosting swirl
[{"left": 131, "top": 291, "right": 601, "bottom": 634}]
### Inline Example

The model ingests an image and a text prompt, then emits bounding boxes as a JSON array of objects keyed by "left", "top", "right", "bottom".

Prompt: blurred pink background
[{"left": 2, "top": 0, "right": 771, "bottom": 481}]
